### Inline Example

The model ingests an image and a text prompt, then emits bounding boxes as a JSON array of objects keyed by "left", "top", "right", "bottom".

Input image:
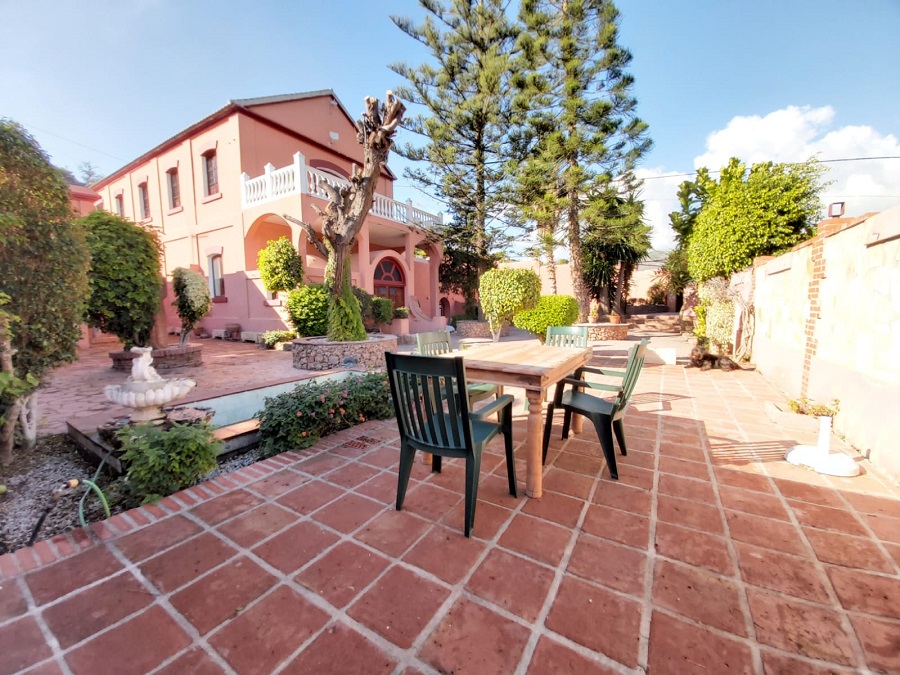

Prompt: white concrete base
[
  {"left": 645, "top": 346, "right": 677, "bottom": 366},
  {"left": 785, "top": 446, "right": 861, "bottom": 477}
]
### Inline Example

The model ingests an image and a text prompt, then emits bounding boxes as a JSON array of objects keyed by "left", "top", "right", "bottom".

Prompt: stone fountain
[{"left": 104, "top": 346, "right": 196, "bottom": 423}]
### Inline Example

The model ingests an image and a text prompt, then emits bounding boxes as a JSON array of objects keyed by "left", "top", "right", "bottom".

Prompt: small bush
[
  {"left": 647, "top": 281, "right": 668, "bottom": 306},
  {"left": 788, "top": 398, "right": 840, "bottom": 417},
  {"left": 394, "top": 306, "right": 409, "bottom": 319},
  {"left": 372, "top": 297, "right": 393, "bottom": 324},
  {"left": 118, "top": 422, "right": 220, "bottom": 504},
  {"left": 172, "top": 267, "right": 212, "bottom": 346},
  {"left": 327, "top": 274, "right": 367, "bottom": 340},
  {"left": 352, "top": 286, "right": 374, "bottom": 322},
  {"left": 479, "top": 268, "right": 541, "bottom": 337},
  {"left": 256, "top": 373, "right": 394, "bottom": 456},
  {"left": 286, "top": 284, "right": 329, "bottom": 337},
  {"left": 257, "top": 236, "right": 303, "bottom": 292},
  {"left": 261, "top": 330, "right": 296, "bottom": 349},
  {"left": 513, "top": 295, "right": 579, "bottom": 342}
]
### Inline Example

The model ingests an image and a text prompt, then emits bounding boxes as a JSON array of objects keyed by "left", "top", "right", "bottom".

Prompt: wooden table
[{"left": 458, "top": 341, "right": 592, "bottom": 498}]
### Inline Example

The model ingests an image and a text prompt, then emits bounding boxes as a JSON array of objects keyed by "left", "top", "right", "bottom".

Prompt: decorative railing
[{"left": 241, "top": 151, "right": 442, "bottom": 228}]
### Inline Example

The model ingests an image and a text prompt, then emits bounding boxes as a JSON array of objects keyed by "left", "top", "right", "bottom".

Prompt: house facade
[{"left": 91, "top": 90, "right": 448, "bottom": 338}]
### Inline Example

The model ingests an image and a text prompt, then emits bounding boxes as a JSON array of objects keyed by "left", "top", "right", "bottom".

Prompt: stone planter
[
  {"left": 109, "top": 344, "right": 202, "bottom": 371},
  {"left": 292, "top": 334, "right": 398, "bottom": 371},
  {"left": 575, "top": 323, "right": 629, "bottom": 341},
  {"left": 455, "top": 320, "right": 509, "bottom": 339}
]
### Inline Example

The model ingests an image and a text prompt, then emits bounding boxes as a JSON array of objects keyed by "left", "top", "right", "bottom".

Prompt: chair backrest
[
  {"left": 416, "top": 330, "right": 453, "bottom": 356},
  {"left": 385, "top": 351, "right": 473, "bottom": 455},
  {"left": 613, "top": 339, "right": 649, "bottom": 414},
  {"left": 546, "top": 325, "right": 589, "bottom": 348}
]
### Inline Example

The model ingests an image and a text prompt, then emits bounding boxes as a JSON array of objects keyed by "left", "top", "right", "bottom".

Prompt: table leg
[{"left": 525, "top": 390, "right": 544, "bottom": 498}]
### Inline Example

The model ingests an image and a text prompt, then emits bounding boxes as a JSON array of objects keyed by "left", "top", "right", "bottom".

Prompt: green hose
[{"left": 77, "top": 454, "right": 111, "bottom": 529}]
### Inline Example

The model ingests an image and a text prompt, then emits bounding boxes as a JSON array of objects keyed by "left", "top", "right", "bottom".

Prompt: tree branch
[{"left": 283, "top": 214, "right": 328, "bottom": 258}]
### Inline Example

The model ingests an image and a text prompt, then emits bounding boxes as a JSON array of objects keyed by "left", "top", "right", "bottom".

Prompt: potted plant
[
  {"left": 588, "top": 299, "right": 600, "bottom": 324},
  {"left": 608, "top": 308, "right": 622, "bottom": 324}
]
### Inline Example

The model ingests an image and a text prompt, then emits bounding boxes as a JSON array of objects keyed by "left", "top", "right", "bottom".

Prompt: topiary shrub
[
  {"left": 394, "top": 306, "right": 409, "bottom": 319},
  {"left": 479, "top": 268, "right": 541, "bottom": 341},
  {"left": 513, "top": 295, "right": 579, "bottom": 342},
  {"left": 257, "top": 236, "right": 303, "bottom": 293},
  {"left": 352, "top": 286, "right": 374, "bottom": 322},
  {"left": 172, "top": 267, "right": 212, "bottom": 346},
  {"left": 82, "top": 210, "right": 162, "bottom": 348},
  {"left": 372, "top": 297, "right": 393, "bottom": 324},
  {"left": 286, "top": 284, "right": 329, "bottom": 337},
  {"left": 256, "top": 373, "right": 394, "bottom": 456},
  {"left": 260, "top": 330, "right": 297, "bottom": 349},
  {"left": 697, "top": 278, "right": 734, "bottom": 353},
  {"left": 118, "top": 422, "right": 220, "bottom": 504}
]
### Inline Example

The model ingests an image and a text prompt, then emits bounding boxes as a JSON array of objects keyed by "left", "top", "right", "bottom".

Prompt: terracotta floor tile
[
  {"left": 827, "top": 566, "right": 900, "bottom": 618},
  {"left": 356, "top": 471, "right": 400, "bottom": 504},
  {"left": 26, "top": 546, "right": 124, "bottom": 605},
  {"left": 864, "top": 513, "right": 900, "bottom": 544},
  {"left": 403, "top": 526, "right": 486, "bottom": 584},
  {"left": 281, "top": 622, "right": 396, "bottom": 675},
  {"left": 312, "top": 493, "right": 384, "bottom": 533},
  {"left": 803, "top": 527, "right": 894, "bottom": 572},
  {"left": 114, "top": 515, "right": 202, "bottom": 563},
  {"left": 276, "top": 480, "right": 344, "bottom": 515},
  {"left": 735, "top": 543, "right": 829, "bottom": 603},
  {"left": 658, "top": 473, "right": 716, "bottom": 504},
  {"left": 247, "top": 469, "right": 309, "bottom": 498},
  {"left": 545, "top": 575, "right": 641, "bottom": 668},
  {"left": 170, "top": 557, "right": 277, "bottom": 634},
  {"left": 155, "top": 648, "right": 225, "bottom": 675},
  {"left": 654, "top": 521, "right": 734, "bottom": 575},
  {"left": 789, "top": 500, "right": 867, "bottom": 536},
  {"left": 774, "top": 479, "right": 844, "bottom": 508},
  {"left": 592, "top": 480, "right": 652, "bottom": 516},
  {"left": 498, "top": 514, "right": 573, "bottom": 567},
  {"left": 216, "top": 503, "right": 297, "bottom": 548},
  {"left": 425, "top": 461, "right": 468, "bottom": 492},
  {"left": 720, "top": 485, "right": 790, "bottom": 520},
  {"left": 842, "top": 491, "right": 900, "bottom": 519},
  {"left": 581, "top": 503, "right": 650, "bottom": 549},
  {"left": 658, "top": 455, "right": 710, "bottom": 480},
  {"left": 647, "top": 611, "right": 754, "bottom": 675},
  {"left": 554, "top": 452, "right": 604, "bottom": 477},
  {"left": 348, "top": 566, "right": 450, "bottom": 648},
  {"left": 466, "top": 548, "right": 554, "bottom": 621},
  {"left": 885, "top": 542, "right": 900, "bottom": 566},
  {"left": 657, "top": 494, "right": 724, "bottom": 535},
  {"left": 526, "top": 636, "right": 621, "bottom": 675},
  {"left": 619, "top": 449, "right": 655, "bottom": 470},
  {"left": 360, "top": 446, "right": 401, "bottom": 469},
  {"left": 42, "top": 573, "right": 153, "bottom": 648},
  {"left": 419, "top": 597, "right": 531, "bottom": 675},
  {"left": 658, "top": 441, "right": 706, "bottom": 463},
  {"left": 568, "top": 532, "right": 646, "bottom": 596},
  {"left": 747, "top": 588, "right": 856, "bottom": 665},
  {"left": 400, "top": 483, "right": 462, "bottom": 523},
  {"left": 252, "top": 521, "right": 339, "bottom": 575},
  {"left": 294, "top": 452, "right": 349, "bottom": 477},
  {"left": 140, "top": 533, "right": 236, "bottom": 593},
  {"left": 725, "top": 510, "right": 806, "bottom": 555},
  {"left": 0, "top": 617, "right": 53, "bottom": 675},
  {"left": 476, "top": 473, "right": 523, "bottom": 509},
  {"left": 522, "top": 490, "right": 585, "bottom": 528},
  {"left": 64, "top": 606, "right": 191, "bottom": 675},
  {"left": 353, "top": 509, "right": 430, "bottom": 557},
  {"left": 208, "top": 585, "right": 329, "bottom": 675},
  {"left": 714, "top": 467, "right": 774, "bottom": 493},
  {"left": 323, "top": 461, "right": 381, "bottom": 489},
  {"left": 0, "top": 580, "right": 27, "bottom": 621},
  {"left": 760, "top": 650, "right": 856, "bottom": 675},
  {"left": 190, "top": 490, "right": 264, "bottom": 526},
  {"left": 599, "top": 463, "right": 654, "bottom": 490},
  {"left": 444, "top": 499, "right": 514, "bottom": 540},
  {"left": 849, "top": 612, "right": 900, "bottom": 673},
  {"left": 542, "top": 468, "right": 594, "bottom": 500},
  {"left": 652, "top": 559, "right": 746, "bottom": 635},
  {"left": 295, "top": 541, "right": 390, "bottom": 608}
]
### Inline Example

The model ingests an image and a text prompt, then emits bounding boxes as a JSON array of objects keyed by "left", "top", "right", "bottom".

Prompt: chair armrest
[
  {"left": 470, "top": 394, "right": 515, "bottom": 420},
  {"left": 561, "top": 377, "right": 622, "bottom": 393},
  {"left": 578, "top": 365, "right": 625, "bottom": 378}
]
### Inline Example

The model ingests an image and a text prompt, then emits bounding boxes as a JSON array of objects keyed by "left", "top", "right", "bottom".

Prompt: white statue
[{"left": 130, "top": 346, "right": 163, "bottom": 382}]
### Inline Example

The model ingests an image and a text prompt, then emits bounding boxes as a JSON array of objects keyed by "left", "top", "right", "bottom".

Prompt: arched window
[{"left": 374, "top": 258, "right": 405, "bottom": 309}]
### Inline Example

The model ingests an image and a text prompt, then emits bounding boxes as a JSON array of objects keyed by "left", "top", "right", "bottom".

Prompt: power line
[
  {"left": 21, "top": 123, "right": 127, "bottom": 162},
  {"left": 639, "top": 155, "right": 900, "bottom": 181}
]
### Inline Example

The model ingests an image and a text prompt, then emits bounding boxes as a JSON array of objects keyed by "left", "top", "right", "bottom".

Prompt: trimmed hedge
[
  {"left": 513, "top": 295, "right": 579, "bottom": 342},
  {"left": 286, "top": 284, "right": 329, "bottom": 337}
]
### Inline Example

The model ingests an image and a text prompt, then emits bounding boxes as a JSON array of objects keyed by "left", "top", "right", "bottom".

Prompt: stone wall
[
  {"left": 455, "top": 321, "right": 509, "bottom": 339},
  {"left": 293, "top": 335, "right": 399, "bottom": 371},
  {"left": 110, "top": 344, "right": 202, "bottom": 371},
  {"left": 578, "top": 323, "right": 629, "bottom": 341},
  {"left": 750, "top": 205, "right": 900, "bottom": 479}
]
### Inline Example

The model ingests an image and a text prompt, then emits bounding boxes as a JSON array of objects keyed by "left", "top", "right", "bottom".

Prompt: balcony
[{"left": 240, "top": 151, "right": 442, "bottom": 229}]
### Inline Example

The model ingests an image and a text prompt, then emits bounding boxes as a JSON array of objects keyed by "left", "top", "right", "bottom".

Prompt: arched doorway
[
  {"left": 439, "top": 298, "right": 450, "bottom": 317},
  {"left": 374, "top": 258, "right": 405, "bottom": 309}
]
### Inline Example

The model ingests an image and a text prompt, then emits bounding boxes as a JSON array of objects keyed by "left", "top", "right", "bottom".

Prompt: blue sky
[{"left": 2, "top": 0, "right": 898, "bottom": 250}]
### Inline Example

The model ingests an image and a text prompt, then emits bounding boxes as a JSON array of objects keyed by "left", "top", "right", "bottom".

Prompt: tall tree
[
  {"left": 391, "top": 0, "right": 520, "bottom": 310},
  {"left": 515, "top": 0, "right": 651, "bottom": 320},
  {"left": 0, "top": 120, "right": 90, "bottom": 463}
]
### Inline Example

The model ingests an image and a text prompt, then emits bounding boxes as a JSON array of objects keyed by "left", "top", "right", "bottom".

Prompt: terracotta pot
[
  {"left": 609, "top": 314, "right": 622, "bottom": 324},
  {"left": 587, "top": 316, "right": 599, "bottom": 324}
]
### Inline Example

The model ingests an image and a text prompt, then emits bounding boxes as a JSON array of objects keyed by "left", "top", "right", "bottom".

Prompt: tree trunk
[
  {"left": 18, "top": 393, "right": 36, "bottom": 448},
  {"left": 0, "top": 398, "right": 21, "bottom": 466},
  {"left": 567, "top": 197, "right": 589, "bottom": 322},
  {"left": 614, "top": 264, "right": 627, "bottom": 314}
]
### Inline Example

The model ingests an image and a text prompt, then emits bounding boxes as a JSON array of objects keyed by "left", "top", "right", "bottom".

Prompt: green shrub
[
  {"left": 479, "top": 268, "right": 541, "bottom": 338},
  {"left": 118, "top": 422, "right": 220, "bottom": 504},
  {"left": 257, "top": 236, "right": 303, "bottom": 292},
  {"left": 82, "top": 210, "right": 162, "bottom": 348},
  {"left": 372, "top": 297, "right": 393, "bottom": 324},
  {"left": 513, "top": 295, "right": 579, "bottom": 342},
  {"left": 286, "top": 284, "right": 329, "bottom": 337},
  {"left": 394, "top": 306, "right": 409, "bottom": 319},
  {"left": 697, "top": 278, "right": 733, "bottom": 352},
  {"left": 256, "top": 373, "right": 394, "bottom": 456},
  {"left": 261, "top": 330, "right": 296, "bottom": 349},
  {"left": 352, "top": 286, "right": 373, "bottom": 321},
  {"left": 327, "top": 272, "right": 367, "bottom": 340},
  {"left": 172, "top": 267, "right": 211, "bottom": 346},
  {"left": 647, "top": 281, "right": 668, "bottom": 306}
]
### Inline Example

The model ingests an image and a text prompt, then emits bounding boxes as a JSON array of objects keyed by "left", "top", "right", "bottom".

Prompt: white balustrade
[{"left": 240, "top": 156, "right": 441, "bottom": 228}]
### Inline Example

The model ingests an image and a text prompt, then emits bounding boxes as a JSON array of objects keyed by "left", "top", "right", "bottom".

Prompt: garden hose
[{"left": 77, "top": 455, "right": 111, "bottom": 528}]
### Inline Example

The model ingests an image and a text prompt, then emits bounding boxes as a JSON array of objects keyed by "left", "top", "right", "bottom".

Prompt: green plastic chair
[
  {"left": 542, "top": 339, "right": 649, "bottom": 479},
  {"left": 415, "top": 331, "right": 501, "bottom": 405},
  {"left": 385, "top": 351, "right": 518, "bottom": 537},
  {"left": 545, "top": 325, "right": 589, "bottom": 348}
]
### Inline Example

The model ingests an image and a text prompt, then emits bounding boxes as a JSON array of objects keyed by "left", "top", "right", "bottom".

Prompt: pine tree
[
  {"left": 515, "top": 0, "right": 651, "bottom": 319},
  {"left": 390, "top": 0, "right": 520, "bottom": 310}
]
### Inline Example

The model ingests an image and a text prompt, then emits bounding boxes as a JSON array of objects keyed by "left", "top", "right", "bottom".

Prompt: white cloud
[{"left": 640, "top": 105, "right": 900, "bottom": 250}]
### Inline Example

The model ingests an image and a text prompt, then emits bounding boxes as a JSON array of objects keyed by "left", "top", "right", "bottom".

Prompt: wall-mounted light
[
  {"left": 329, "top": 132, "right": 339, "bottom": 144},
  {"left": 828, "top": 202, "right": 845, "bottom": 218}
]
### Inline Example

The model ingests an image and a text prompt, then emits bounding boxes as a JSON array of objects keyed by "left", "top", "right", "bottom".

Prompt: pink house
[{"left": 91, "top": 90, "right": 448, "bottom": 338}]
